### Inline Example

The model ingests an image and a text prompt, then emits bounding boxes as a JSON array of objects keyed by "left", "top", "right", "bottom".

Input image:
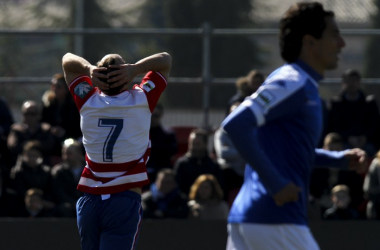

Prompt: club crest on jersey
[
  {"left": 74, "top": 81, "right": 93, "bottom": 99},
  {"left": 142, "top": 80, "right": 155, "bottom": 92},
  {"left": 255, "top": 89, "right": 275, "bottom": 109}
]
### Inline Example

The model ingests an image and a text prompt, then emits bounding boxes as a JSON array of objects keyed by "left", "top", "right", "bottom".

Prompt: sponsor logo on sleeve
[
  {"left": 254, "top": 89, "right": 276, "bottom": 109},
  {"left": 142, "top": 80, "right": 156, "bottom": 92},
  {"left": 74, "top": 81, "right": 93, "bottom": 99}
]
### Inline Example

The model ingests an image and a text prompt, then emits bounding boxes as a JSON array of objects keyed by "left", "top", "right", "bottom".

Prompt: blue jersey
[{"left": 222, "top": 60, "right": 347, "bottom": 225}]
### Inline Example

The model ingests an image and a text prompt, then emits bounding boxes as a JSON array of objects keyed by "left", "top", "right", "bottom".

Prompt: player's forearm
[
  {"left": 314, "top": 148, "right": 348, "bottom": 169},
  {"left": 62, "top": 53, "right": 93, "bottom": 76},
  {"left": 132, "top": 52, "right": 172, "bottom": 77}
]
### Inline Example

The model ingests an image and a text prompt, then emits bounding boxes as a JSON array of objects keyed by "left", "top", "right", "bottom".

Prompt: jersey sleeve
[
  {"left": 222, "top": 106, "right": 291, "bottom": 195},
  {"left": 241, "top": 79, "right": 306, "bottom": 127},
  {"left": 314, "top": 148, "right": 349, "bottom": 169},
  {"left": 133, "top": 71, "right": 167, "bottom": 112},
  {"left": 68, "top": 75, "right": 97, "bottom": 110}
]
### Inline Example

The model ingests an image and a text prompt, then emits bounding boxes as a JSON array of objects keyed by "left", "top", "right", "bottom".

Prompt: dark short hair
[
  {"left": 23, "top": 140, "right": 42, "bottom": 154},
  {"left": 279, "top": 2, "right": 334, "bottom": 63},
  {"left": 51, "top": 73, "right": 66, "bottom": 85},
  {"left": 324, "top": 132, "right": 343, "bottom": 145},
  {"left": 342, "top": 69, "right": 361, "bottom": 80},
  {"left": 157, "top": 168, "right": 175, "bottom": 179},
  {"left": 246, "top": 70, "right": 265, "bottom": 83},
  {"left": 97, "top": 57, "right": 123, "bottom": 95},
  {"left": 235, "top": 77, "right": 248, "bottom": 90},
  {"left": 190, "top": 128, "right": 209, "bottom": 145},
  {"left": 25, "top": 188, "right": 44, "bottom": 198}
]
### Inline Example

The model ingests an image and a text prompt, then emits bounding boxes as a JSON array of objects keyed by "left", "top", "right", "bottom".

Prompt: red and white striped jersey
[{"left": 68, "top": 71, "right": 167, "bottom": 195}]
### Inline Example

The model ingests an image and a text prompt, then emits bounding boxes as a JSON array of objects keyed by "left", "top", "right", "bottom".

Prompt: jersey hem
[{"left": 77, "top": 179, "right": 150, "bottom": 195}]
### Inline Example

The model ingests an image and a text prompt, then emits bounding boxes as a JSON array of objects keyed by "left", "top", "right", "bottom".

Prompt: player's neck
[{"left": 297, "top": 55, "right": 325, "bottom": 76}]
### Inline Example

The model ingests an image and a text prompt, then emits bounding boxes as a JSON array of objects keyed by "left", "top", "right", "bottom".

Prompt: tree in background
[
  {"left": 78, "top": 0, "right": 115, "bottom": 64},
  {"left": 364, "top": 0, "right": 380, "bottom": 77},
  {"left": 0, "top": 0, "right": 72, "bottom": 113},
  {"left": 78, "top": 0, "right": 162, "bottom": 66},
  {"left": 0, "top": 0, "right": 70, "bottom": 77},
  {"left": 138, "top": 0, "right": 262, "bottom": 78}
]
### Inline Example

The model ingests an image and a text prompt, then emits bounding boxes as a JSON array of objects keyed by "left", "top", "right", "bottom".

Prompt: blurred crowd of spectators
[{"left": 1, "top": 68, "right": 380, "bottom": 221}]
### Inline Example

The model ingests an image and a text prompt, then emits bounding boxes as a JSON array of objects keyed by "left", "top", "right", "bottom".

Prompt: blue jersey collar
[{"left": 293, "top": 59, "right": 323, "bottom": 83}]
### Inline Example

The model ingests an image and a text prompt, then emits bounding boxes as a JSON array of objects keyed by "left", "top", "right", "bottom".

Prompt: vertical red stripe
[{"left": 131, "top": 204, "right": 142, "bottom": 250}]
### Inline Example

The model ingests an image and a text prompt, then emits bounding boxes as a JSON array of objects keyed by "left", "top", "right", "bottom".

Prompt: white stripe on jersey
[
  {"left": 242, "top": 98, "right": 265, "bottom": 127},
  {"left": 256, "top": 66, "right": 306, "bottom": 110},
  {"left": 244, "top": 64, "right": 307, "bottom": 125},
  {"left": 85, "top": 158, "right": 145, "bottom": 178},
  {"left": 79, "top": 172, "right": 148, "bottom": 187},
  {"left": 84, "top": 166, "right": 126, "bottom": 178}
]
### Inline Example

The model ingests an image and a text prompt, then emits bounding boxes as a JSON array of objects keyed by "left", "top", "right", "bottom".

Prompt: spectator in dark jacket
[
  {"left": 0, "top": 96, "right": 14, "bottom": 168},
  {"left": 51, "top": 138, "right": 84, "bottom": 217},
  {"left": 7, "top": 100, "right": 57, "bottom": 166},
  {"left": 327, "top": 69, "right": 380, "bottom": 157},
  {"left": 363, "top": 151, "right": 380, "bottom": 219},
  {"left": 146, "top": 104, "right": 178, "bottom": 185},
  {"left": 0, "top": 168, "right": 14, "bottom": 217},
  {"left": 226, "top": 70, "right": 265, "bottom": 116},
  {"left": 40, "top": 74, "right": 82, "bottom": 152},
  {"left": 9, "top": 140, "right": 54, "bottom": 215},
  {"left": 142, "top": 168, "right": 188, "bottom": 219},
  {"left": 17, "top": 188, "right": 57, "bottom": 218},
  {"left": 174, "top": 128, "right": 224, "bottom": 195},
  {"left": 323, "top": 185, "right": 359, "bottom": 220}
]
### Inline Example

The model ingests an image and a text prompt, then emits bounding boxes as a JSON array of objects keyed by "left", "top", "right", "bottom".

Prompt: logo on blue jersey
[
  {"left": 74, "top": 81, "right": 93, "bottom": 99},
  {"left": 142, "top": 80, "right": 155, "bottom": 92},
  {"left": 255, "top": 89, "right": 275, "bottom": 109}
]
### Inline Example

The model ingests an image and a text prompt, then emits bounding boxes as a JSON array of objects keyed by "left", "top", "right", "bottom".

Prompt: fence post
[
  {"left": 74, "top": 0, "right": 84, "bottom": 56},
  {"left": 202, "top": 22, "right": 211, "bottom": 129}
]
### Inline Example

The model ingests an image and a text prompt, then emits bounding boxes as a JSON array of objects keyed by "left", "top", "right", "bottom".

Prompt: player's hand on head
[
  {"left": 108, "top": 64, "right": 136, "bottom": 89},
  {"left": 90, "top": 66, "right": 109, "bottom": 90},
  {"left": 345, "top": 148, "right": 368, "bottom": 174},
  {"left": 272, "top": 182, "right": 302, "bottom": 207}
]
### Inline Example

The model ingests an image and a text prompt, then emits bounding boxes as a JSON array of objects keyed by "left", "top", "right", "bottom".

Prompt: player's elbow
[
  {"left": 62, "top": 52, "right": 74, "bottom": 61},
  {"left": 62, "top": 53, "right": 74, "bottom": 69},
  {"left": 156, "top": 52, "right": 172, "bottom": 80},
  {"left": 160, "top": 52, "right": 171, "bottom": 60},
  {"left": 161, "top": 52, "right": 172, "bottom": 68}
]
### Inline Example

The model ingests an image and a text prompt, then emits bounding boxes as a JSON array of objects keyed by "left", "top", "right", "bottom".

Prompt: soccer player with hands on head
[{"left": 62, "top": 51, "right": 171, "bottom": 250}]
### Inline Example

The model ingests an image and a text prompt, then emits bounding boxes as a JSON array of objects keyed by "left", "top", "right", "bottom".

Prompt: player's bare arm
[
  {"left": 62, "top": 53, "right": 109, "bottom": 90},
  {"left": 107, "top": 52, "right": 172, "bottom": 89}
]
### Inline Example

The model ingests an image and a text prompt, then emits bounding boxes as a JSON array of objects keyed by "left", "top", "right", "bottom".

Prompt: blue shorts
[{"left": 76, "top": 190, "right": 142, "bottom": 250}]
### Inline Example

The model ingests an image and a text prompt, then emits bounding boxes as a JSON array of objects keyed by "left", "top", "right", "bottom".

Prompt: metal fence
[{"left": 1, "top": 25, "right": 380, "bottom": 128}]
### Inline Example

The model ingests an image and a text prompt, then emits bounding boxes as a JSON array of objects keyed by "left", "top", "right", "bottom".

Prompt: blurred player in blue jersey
[{"left": 222, "top": 2, "right": 367, "bottom": 250}]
